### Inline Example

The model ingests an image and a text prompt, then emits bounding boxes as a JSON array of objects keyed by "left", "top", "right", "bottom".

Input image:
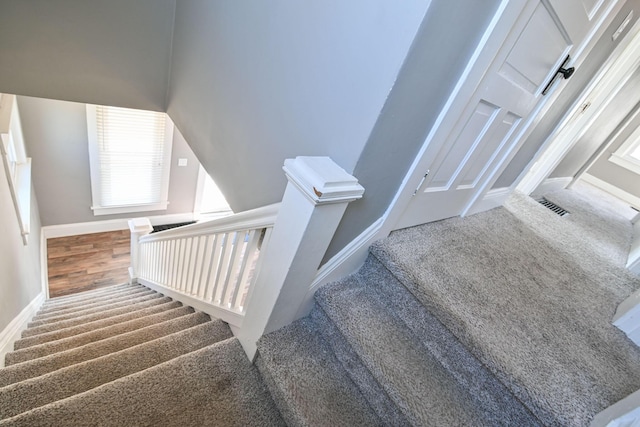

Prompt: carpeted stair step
[
  {"left": 314, "top": 276, "right": 501, "bottom": 427},
  {"left": 37, "top": 284, "right": 147, "bottom": 314},
  {"left": 42, "top": 283, "right": 139, "bottom": 308},
  {"left": 0, "top": 310, "right": 209, "bottom": 387},
  {"left": 359, "top": 253, "right": 542, "bottom": 426},
  {"left": 6, "top": 301, "right": 183, "bottom": 364},
  {"left": 29, "top": 289, "right": 159, "bottom": 326},
  {"left": 0, "top": 319, "right": 232, "bottom": 419},
  {"left": 22, "top": 294, "right": 169, "bottom": 337},
  {"left": 32, "top": 286, "right": 153, "bottom": 320},
  {"left": 16, "top": 297, "right": 174, "bottom": 347},
  {"left": 0, "top": 339, "right": 285, "bottom": 427},
  {"left": 257, "top": 318, "right": 383, "bottom": 427},
  {"left": 371, "top": 207, "right": 640, "bottom": 426}
]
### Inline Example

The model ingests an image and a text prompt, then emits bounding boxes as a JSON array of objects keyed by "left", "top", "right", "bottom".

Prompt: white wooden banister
[
  {"left": 130, "top": 156, "right": 364, "bottom": 360},
  {"left": 129, "top": 203, "right": 279, "bottom": 327}
]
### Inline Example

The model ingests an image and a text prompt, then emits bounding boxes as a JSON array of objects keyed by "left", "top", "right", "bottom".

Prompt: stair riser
[
  {"left": 21, "top": 296, "right": 171, "bottom": 340},
  {"left": 0, "top": 321, "right": 232, "bottom": 420},
  {"left": 362, "top": 254, "right": 542, "bottom": 426},
  {"left": 0, "top": 311, "right": 208, "bottom": 387},
  {"left": 34, "top": 288, "right": 153, "bottom": 319},
  {"left": 310, "top": 305, "right": 410, "bottom": 426},
  {"left": 29, "top": 291, "right": 160, "bottom": 327},
  {"left": 5, "top": 302, "right": 186, "bottom": 366}
]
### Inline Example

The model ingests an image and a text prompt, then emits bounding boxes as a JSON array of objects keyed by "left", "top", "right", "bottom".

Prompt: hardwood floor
[{"left": 47, "top": 230, "right": 131, "bottom": 298}]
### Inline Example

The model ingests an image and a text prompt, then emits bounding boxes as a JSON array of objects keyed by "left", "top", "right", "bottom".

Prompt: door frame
[
  {"left": 516, "top": 15, "right": 640, "bottom": 195},
  {"left": 383, "top": 0, "right": 624, "bottom": 232}
]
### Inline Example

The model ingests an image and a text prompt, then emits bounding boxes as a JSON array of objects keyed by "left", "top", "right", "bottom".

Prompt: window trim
[
  {"left": 609, "top": 122, "right": 640, "bottom": 175},
  {"left": 86, "top": 105, "right": 174, "bottom": 216},
  {"left": 0, "top": 94, "right": 31, "bottom": 245}
]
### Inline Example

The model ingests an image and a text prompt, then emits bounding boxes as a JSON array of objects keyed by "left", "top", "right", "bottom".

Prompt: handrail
[
  {"left": 140, "top": 203, "right": 280, "bottom": 242},
  {"left": 132, "top": 203, "right": 280, "bottom": 326}
]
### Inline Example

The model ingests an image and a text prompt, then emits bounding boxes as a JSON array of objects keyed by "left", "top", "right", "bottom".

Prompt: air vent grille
[{"left": 536, "top": 198, "right": 570, "bottom": 217}]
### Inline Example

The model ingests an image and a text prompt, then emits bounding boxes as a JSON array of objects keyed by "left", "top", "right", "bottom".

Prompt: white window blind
[{"left": 87, "top": 105, "right": 173, "bottom": 215}]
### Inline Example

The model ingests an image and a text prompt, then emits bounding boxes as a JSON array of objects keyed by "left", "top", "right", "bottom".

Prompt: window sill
[
  {"left": 91, "top": 201, "right": 169, "bottom": 216},
  {"left": 609, "top": 153, "right": 640, "bottom": 175}
]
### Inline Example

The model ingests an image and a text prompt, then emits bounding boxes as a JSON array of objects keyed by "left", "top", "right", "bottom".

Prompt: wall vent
[{"left": 536, "top": 198, "right": 570, "bottom": 217}]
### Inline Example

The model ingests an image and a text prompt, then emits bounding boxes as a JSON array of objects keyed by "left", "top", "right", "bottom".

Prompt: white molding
[
  {"left": 591, "top": 388, "right": 640, "bottom": 427},
  {"left": 580, "top": 173, "right": 640, "bottom": 209},
  {"left": 531, "top": 177, "right": 573, "bottom": 197},
  {"left": 464, "top": 187, "right": 511, "bottom": 216},
  {"left": 0, "top": 292, "right": 44, "bottom": 368},
  {"left": 40, "top": 229, "right": 49, "bottom": 300},
  {"left": 42, "top": 212, "right": 197, "bottom": 239},
  {"left": 609, "top": 153, "right": 640, "bottom": 175},
  {"left": 295, "top": 217, "right": 385, "bottom": 319}
]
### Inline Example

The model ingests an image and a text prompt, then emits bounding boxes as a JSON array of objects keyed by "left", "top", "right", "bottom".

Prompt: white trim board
[
  {"left": 531, "top": 177, "right": 573, "bottom": 197},
  {"left": 580, "top": 173, "right": 640, "bottom": 209},
  {"left": 42, "top": 212, "right": 197, "bottom": 239},
  {"left": 464, "top": 187, "right": 511, "bottom": 217},
  {"left": 0, "top": 292, "right": 44, "bottom": 367}
]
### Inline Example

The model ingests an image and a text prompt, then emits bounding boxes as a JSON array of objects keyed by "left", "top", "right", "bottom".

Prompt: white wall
[
  {"left": 0, "top": 0, "right": 175, "bottom": 112},
  {"left": 0, "top": 164, "right": 42, "bottom": 333},
  {"left": 167, "top": 0, "right": 431, "bottom": 212},
  {"left": 17, "top": 96, "right": 201, "bottom": 226}
]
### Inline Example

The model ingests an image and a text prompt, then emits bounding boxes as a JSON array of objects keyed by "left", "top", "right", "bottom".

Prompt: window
[
  {"left": 609, "top": 123, "right": 640, "bottom": 175},
  {"left": 0, "top": 94, "right": 32, "bottom": 244},
  {"left": 87, "top": 105, "right": 173, "bottom": 215}
]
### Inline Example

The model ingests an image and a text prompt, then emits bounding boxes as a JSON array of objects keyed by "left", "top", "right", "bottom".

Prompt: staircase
[
  {"left": 257, "top": 191, "right": 640, "bottom": 426},
  {"left": 2, "top": 185, "right": 639, "bottom": 426},
  {"left": 0, "top": 283, "right": 284, "bottom": 426}
]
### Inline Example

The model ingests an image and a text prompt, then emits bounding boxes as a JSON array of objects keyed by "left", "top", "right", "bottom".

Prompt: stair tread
[
  {"left": 43, "top": 283, "right": 137, "bottom": 307},
  {"left": 23, "top": 294, "right": 168, "bottom": 338},
  {"left": 0, "top": 311, "right": 209, "bottom": 387},
  {"left": 0, "top": 320, "right": 232, "bottom": 419},
  {"left": 29, "top": 289, "right": 158, "bottom": 326},
  {"left": 5, "top": 301, "right": 184, "bottom": 365},
  {"left": 371, "top": 206, "right": 640, "bottom": 426},
  {"left": 33, "top": 287, "right": 153, "bottom": 320},
  {"left": 0, "top": 339, "right": 285, "bottom": 427},
  {"left": 257, "top": 318, "right": 382, "bottom": 427},
  {"left": 316, "top": 277, "right": 496, "bottom": 427},
  {"left": 360, "top": 254, "right": 541, "bottom": 426}
]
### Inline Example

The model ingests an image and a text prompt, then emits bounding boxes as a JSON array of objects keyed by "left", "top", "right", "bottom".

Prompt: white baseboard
[
  {"left": 531, "top": 177, "right": 573, "bottom": 197},
  {"left": 580, "top": 174, "right": 640, "bottom": 209},
  {"left": 0, "top": 292, "right": 45, "bottom": 367},
  {"left": 294, "top": 216, "right": 385, "bottom": 319},
  {"left": 42, "top": 212, "right": 197, "bottom": 239},
  {"left": 465, "top": 187, "right": 512, "bottom": 216}
]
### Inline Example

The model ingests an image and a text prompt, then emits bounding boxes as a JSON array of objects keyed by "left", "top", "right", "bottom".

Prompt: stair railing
[
  {"left": 130, "top": 203, "right": 279, "bottom": 327},
  {"left": 130, "top": 157, "right": 365, "bottom": 359}
]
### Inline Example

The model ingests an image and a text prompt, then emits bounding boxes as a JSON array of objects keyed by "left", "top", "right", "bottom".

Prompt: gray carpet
[
  {"left": 257, "top": 183, "right": 640, "bottom": 426},
  {"left": 0, "top": 283, "right": 284, "bottom": 426},
  {"left": 372, "top": 204, "right": 640, "bottom": 426}
]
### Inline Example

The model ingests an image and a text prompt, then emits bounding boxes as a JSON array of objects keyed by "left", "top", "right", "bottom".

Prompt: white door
[{"left": 396, "top": 0, "right": 615, "bottom": 229}]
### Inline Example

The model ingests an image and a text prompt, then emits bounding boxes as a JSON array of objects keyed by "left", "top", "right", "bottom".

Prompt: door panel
[{"left": 395, "top": 0, "right": 612, "bottom": 230}]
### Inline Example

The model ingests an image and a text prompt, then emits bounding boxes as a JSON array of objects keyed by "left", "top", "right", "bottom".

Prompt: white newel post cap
[
  {"left": 128, "top": 218, "right": 153, "bottom": 234},
  {"left": 283, "top": 156, "right": 364, "bottom": 204}
]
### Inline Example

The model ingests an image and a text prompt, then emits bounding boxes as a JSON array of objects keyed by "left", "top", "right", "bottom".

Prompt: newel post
[
  {"left": 128, "top": 218, "right": 153, "bottom": 284},
  {"left": 237, "top": 156, "right": 364, "bottom": 359}
]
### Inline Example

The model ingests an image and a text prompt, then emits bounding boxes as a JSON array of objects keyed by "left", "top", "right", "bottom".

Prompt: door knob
[
  {"left": 542, "top": 55, "right": 574, "bottom": 95},
  {"left": 558, "top": 65, "right": 575, "bottom": 79}
]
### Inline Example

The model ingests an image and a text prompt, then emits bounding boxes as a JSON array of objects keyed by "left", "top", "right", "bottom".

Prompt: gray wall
[
  {"left": 550, "top": 66, "right": 640, "bottom": 179},
  {"left": 0, "top": 166, "right": 42, "bottom": 333},
  {"left": 493, "top": 0, "right": 640, "bottom": 189},
  {"left": 17, "top": 96, "right": 201, "bottom": 226},
  {"left": 587, "top": 123, "right": 640, "bottom": 199},
  {"left": 325, "top": 0, "right": 501, "bottom": 261},
  {"left": 0, "top": 0, "right": 175, "bottom": 111},
  {"left": 166, "top": 0, "right": 431, "bottom": 212}
]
